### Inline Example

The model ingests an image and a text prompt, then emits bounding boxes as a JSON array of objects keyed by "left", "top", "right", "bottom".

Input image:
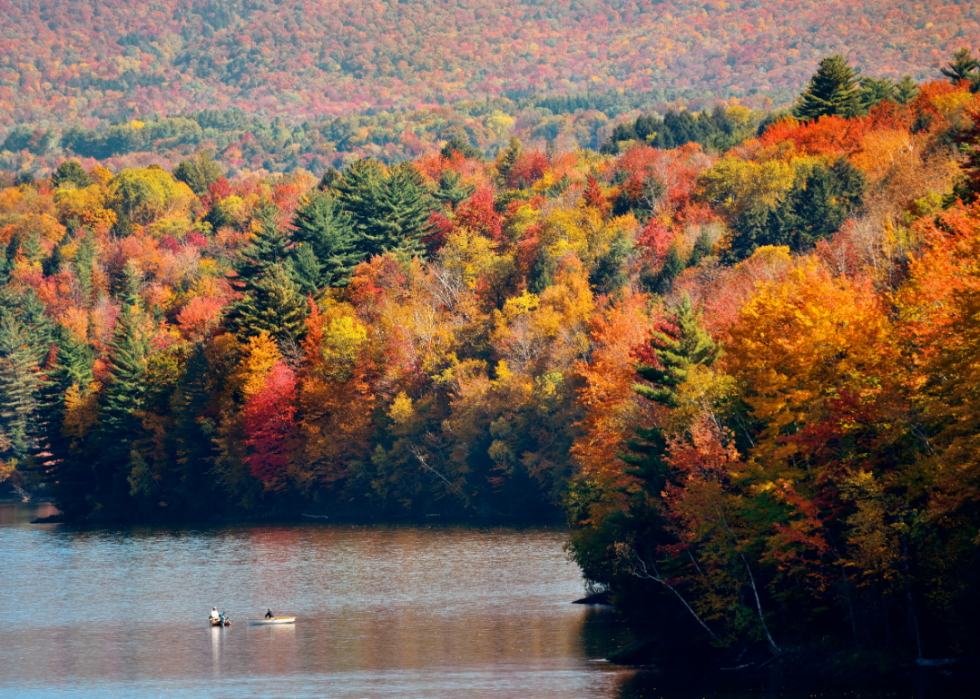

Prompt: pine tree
[
  {"left": 623, "top": 295, "right": 720, "bottom": 489},
  {"left": 941, "top": 48, "right": 980, "bottom": 88},
  {"left": 226, "top": 264, "right": 308, "bottom": 345},
  {"left": 859, "top": 77, "right": 896, "bottom": 111},
  {"left": 440, "top": 136, "right": 481, "bottom": 161},
  {"left": 290, "top": 191, "right": 360, "bottom": 289},
  {"left": 895, "top": 76, "right": 919, "bottom": 105},
  {"left": 794, "top": 55, "right": 863, "bottom": 120},
  {"left": 496, "top": 137, "right": 523, "bottom": 187},
  {"left": 0, "top": 314, "right": 42, "bottom": 460},
  {"left": 433, "top": 169, "right": 475, "bottom": 212},
  {"left": 100, "top": 304, "right": 151, "bottom": 440},
  {"left": 338, "top": 160, "right": 433, "bottom": 260},
  {"left": 235, "top": 204, "right": 293, "bottom": 287}
]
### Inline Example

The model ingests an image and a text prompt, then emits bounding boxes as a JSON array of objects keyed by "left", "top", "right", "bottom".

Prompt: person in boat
[
  {"left": 265, "top": 608, "right": 274, "bottom": 619},
  {"left": 210, "top": 607, "right": 221, "bottom": 621}
]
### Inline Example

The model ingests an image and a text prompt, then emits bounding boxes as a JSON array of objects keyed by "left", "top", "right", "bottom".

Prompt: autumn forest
[{"left": 2, "top": 0, "right": 980, "bottom": 671}]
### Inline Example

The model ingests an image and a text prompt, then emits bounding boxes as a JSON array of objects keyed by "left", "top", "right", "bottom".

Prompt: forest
[
  {"left": 2, "top": 0, "right": 980, "bottom": 173},
  {"left": 2, "top": 49, "right": 980, "bottom": 662}
]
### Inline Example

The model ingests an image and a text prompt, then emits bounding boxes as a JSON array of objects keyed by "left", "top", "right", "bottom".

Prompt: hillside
[{"left": 2, "top": 0, "right": 977, "bottom": 131}]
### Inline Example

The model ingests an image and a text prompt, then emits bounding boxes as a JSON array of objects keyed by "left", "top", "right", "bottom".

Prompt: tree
[
  {"left": 226, "top": 264, "right": 309, "bottom": 345},
  {"left": 290, "top": 191, "right": 360, "bottom": 290},
  {"left": 52, "top": 160, "right": 92, "bottom": 189},
  {"left": 941, "top": 48, "right": 980, "bottom": 90},
  {"left": 0, "top": 314, "right": 43, "bottom": 460},
  {"left": 794, "top": 55, "right": 863, "bottom": 120},
  {"left": 173, "top": 151, "right": 224, "bottom": 197},
  {"left": 433, "top": 169, "right": 475, "bottom": 212},
  {"left": 234, "top": 204, "right": 293, "bottom": 286},
  {"left": 496, "top": 137, "right": 523, "bottom": 187},
  {"left": 859, "top": 77, "right": 896, "bottom": 111},
  {"left": 440, "top": 136, "right": 481, "bottom": 161},
  {"left": 337, "top": 160, "right": 433, "bottom": 260},
  {"left": 895, "top": 76, "right": 919, "bottom": 105}
]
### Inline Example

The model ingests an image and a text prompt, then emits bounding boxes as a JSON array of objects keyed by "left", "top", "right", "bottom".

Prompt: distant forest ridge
[{"left": 1, "top": 0, "right": 976, "bottom": 132}]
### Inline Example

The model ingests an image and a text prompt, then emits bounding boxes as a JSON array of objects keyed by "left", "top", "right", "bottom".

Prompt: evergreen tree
[
  {"left": 623, "top": 294, "right": 720, "bottom": 494},
  {"left": 51, "top": 159, "right": 92, "bottom": 189},
  {"left": 794, "top": 55, "right": 863, "bottom": 120},
  {"left": 0, "top": 287, "right": 54, "bottom": 365},
  {"left": 173, "top": 151, "right": 224, "bottom": 197},
  {"left": 290, "top": 191, "right": 360, "bottom": 289},
  {"left": 168, "top": 344, "right": 216, "bottom": 515},
  {"left": 226, "top": 263, "right": 308, "bottom": 344},
  {"left": 859, "top": 77, "right": 896, "bottom": 111},
  {"left": 337, "top": 160, "right": 433, "bottom": 261},
  {"left": 941, "top": 48, "right": 980, "bottom": 89},
  {"left": 0, "top": 314, "right": 42, "bottom": 460},
  {"left": 100, "top": 304, "right": 151, "bottom": 440},
  {"left": 895, "top": 75, "right": 919, "bottom": 105},
  {"left": 687, "top": 229, "right": 714, "bottom": 268},
  {"left": 496, "top": 137, "right": 523, "bottom": 186},
  {"left": 433, "top": 169, "right": 475, "bottom": 212},
  {"left": 234, "top": 204, "right": 293, "bottom": 288}
]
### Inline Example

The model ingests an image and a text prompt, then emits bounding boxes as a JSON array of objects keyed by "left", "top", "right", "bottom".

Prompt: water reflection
[{"left": 0, "top": 503, "right": 631, "bottom": 698}]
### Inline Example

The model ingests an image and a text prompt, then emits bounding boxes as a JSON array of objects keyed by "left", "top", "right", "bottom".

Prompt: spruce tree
[
  {"left": 235, "top": 204, "right": 293, "bottom": 286},
  {"left": 496, "top": 137, "right": 523, "bottom": 187},
  {"left": 100, "top": 304, "right": 150, "bottom": 441},
  {"left": 794, "top": 55, "right": 863, "bottom": 120},
  {"left": 859, "top": 77, "right": 896, "bottom": 111}
]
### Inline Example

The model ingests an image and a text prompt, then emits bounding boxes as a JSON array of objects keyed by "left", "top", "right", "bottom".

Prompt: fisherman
[
  {"left": 265, "top": 607, "right": 274, "bottom": 619},
  {"left": 210, "top": 607, "right": 221, "bottom": 620}
]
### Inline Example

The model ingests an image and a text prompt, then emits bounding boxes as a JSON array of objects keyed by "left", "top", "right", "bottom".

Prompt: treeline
[{"left": 1, "top": 54, "right": 980, "bottom": 663}]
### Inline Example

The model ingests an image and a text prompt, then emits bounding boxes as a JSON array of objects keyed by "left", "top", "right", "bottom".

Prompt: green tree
[
  {"left": 52, "top": 160, "right": 93, "bottom": 189},
  {"left": 859, "top": 77, "right": 896, "bottom": 111},
  {"left": 941, "top": 48, "right": 980, "bottom": 90},
  {"left": 496, "top": 137, "right": 523, "bottom": 187},
  {"left": 895, "top": 75, "right": 919, "bottom": 105},
  {"left": 290, "top": 191, "right": 360, "bottom": 290},
  {"left": 0, "top": 314, "right": 43, "bottom": 460},
  {"left": 441, "top": 135, "right": 481, "bottom": 161},
  {"left": 226, "top": 263, "right": 309, "bottom": 345},
  {"left": 794, "top": 55, "right": 863, "bottom": 120},
  {"left": 173, "top": 151, "right": 224, "bottom": 197},
  {"left": 234, "top": 204, "right": 293, "bottom": 287},
  {"left": 337, "top": 159, "right": 433, "bottom": 260},
  {"left": 433, "top": 169, "right": 475, "bottom": 212}
]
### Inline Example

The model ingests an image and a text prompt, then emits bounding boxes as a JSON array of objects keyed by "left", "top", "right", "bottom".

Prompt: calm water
[{"left": 0, "top": 503, "right": 955, "bottom": 699}]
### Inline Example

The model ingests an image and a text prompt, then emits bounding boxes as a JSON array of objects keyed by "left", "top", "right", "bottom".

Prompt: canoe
[
  {"left": 245, "top": 617, "right": 296, "bottom": 626},
  {"left": 209, "top": 618, "right": 231, "bottom": 627}
]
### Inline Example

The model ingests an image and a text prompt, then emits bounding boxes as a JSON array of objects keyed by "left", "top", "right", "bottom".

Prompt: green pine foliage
[
  {"left": 433, "top": 169, "right": 476, "bottom": 212},
  {"left": 0, "top": 313, "right": 43, "bottom": 460},
  {"left": 226, "top": 263, "right": 309, "bottom": 344},
  {"left": 337, "top": 159, "right": 434, "bottom": 261},
  {"left": 941, "top": 48, "right": 980, "bottom": 90},
  {"left": 793, "top": 54, "right": 863, "bottom": 120},
  {"left": 289, "top": 191, "right": 360, "bottom": 289}
]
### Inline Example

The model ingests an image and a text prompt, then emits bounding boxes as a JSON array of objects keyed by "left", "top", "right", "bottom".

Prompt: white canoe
[{"left": 245, "top": 617, "right": 296, "bottom": 626}]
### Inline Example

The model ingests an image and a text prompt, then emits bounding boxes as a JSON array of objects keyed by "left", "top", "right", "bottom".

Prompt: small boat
[
  {"left": 245, "top": 616, "right": 296, "bottom": 626},
  {"left": 209, "top": 618, "right": 231, "bottom": 627}
]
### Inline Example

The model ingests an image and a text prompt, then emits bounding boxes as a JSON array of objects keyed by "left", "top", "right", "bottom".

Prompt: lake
[{"left": 0, "top": 502, "right": 955, "bottom": 698}]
